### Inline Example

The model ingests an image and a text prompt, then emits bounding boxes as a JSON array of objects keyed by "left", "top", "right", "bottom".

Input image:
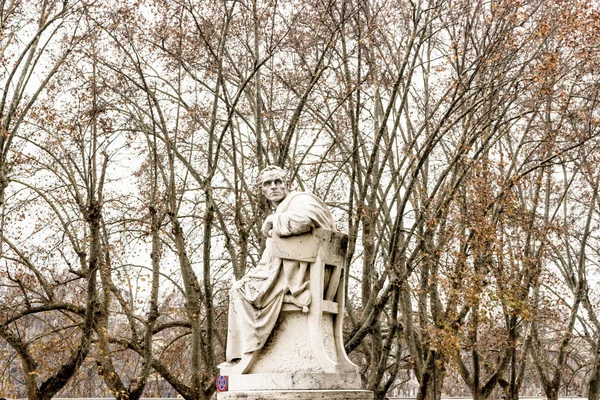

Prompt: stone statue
[
  {"left": 218, "top": 166, "right": 372, "bottom": 400},
  {"left": 224, "top": 165, "right": 336, "bottom": 365}
]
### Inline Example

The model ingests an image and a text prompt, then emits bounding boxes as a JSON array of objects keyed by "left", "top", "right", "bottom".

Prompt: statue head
[{"left": 257, "top": 166, "right": 289, "bottom": 205}]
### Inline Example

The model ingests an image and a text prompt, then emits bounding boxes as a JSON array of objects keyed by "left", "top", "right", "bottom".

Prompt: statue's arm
[{"left": 272, "top": 195, "right": 333, "bottom": 237}]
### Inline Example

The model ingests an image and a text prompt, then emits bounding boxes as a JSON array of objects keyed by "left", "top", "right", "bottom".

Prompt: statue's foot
[
  {"left": 220, "top": 353, "right": 256, "bottom": 375},
  {"left": 217, "top": 359, "right": 240, "bottom": 369}
]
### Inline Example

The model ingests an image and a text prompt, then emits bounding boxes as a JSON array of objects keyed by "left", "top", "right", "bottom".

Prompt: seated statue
[
  {"left": 224, "top": 166, "right": 337, "bottom": 365},
  {"left": 217, "top": 166, "right": 372, "bottom": 399}
]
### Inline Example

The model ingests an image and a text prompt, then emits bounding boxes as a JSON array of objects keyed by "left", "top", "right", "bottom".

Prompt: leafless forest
[{"left": 1, "top": 0, "right": 600, "bottom": 399}]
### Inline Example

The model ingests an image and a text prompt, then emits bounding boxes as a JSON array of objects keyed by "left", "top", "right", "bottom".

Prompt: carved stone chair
[{"left": 221, "top": 228, "right": 358, "bottom": 376}]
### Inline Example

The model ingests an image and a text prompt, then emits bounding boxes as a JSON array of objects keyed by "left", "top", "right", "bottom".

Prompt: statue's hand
[
  {"left": 261, "top": 215, "right": 274, "bottom": 237},
  {"left": 233, "top": 279, "right": 244, "bottom": 289}
]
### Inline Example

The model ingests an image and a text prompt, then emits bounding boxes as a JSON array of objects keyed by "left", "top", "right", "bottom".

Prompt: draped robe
[{"left": 225, "top": 191, "right": 336, "bottom": 362}]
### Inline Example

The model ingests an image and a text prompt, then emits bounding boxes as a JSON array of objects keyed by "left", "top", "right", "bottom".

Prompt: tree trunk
[
  {"left": 588, "top": 339, "right": 600, "bottom": 400},
  {"left": 417, "top": 351, "right": 444, "bottom": 400}
]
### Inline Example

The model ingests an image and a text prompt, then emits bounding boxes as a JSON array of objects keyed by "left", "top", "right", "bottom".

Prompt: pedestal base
[
  {"left": 217, "top": 389, "right": 374, "bottom": 400},
  {"left": 226, "top": 372, "right": 362, "bottom": 391}
]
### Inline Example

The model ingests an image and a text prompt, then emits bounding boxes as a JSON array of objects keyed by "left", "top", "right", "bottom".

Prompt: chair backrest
[
  {"left": 271, "top": 228, "right": 346, "bottom": 302},
  {"left": 271, "top": 228, "right": 358, "bottom": 373},
  {"left": 270, "top": 228, "right": 347, "bottom": 264}
]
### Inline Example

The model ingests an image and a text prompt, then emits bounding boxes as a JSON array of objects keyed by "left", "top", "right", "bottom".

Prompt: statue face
[{"left": 260, "top": 170, "right": 289, "bottom": 204}]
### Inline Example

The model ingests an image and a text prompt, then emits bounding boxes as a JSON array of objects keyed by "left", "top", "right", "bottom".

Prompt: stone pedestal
[
  {"left": 218, "top": 313, "right": 373, "bottom": 399},
  {"left": 218, "top": 389, "right": 374, "bottom": 399},
  {"left": 220, "top": 371, "right": 372, "bottom": 399},
  {"left": 228, "top": 372, "right": 361, "bottom": 390}
]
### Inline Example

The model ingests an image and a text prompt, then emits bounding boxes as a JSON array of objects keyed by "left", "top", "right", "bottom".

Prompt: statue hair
[{"left": 256, "top": 165, "right": 288, "bottom": 187}]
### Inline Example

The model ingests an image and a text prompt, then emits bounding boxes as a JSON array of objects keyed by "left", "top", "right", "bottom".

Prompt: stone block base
[
  {"left": 227, "top": 372, "right": 362, "bottom": 391},
  {"left": 218, "top": 389, "right": 374, "bottom": 400}
]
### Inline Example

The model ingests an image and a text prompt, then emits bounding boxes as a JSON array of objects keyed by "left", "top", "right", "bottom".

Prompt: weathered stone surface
[
  {"left": 227, "top": 373, "right": 362, "bottom": 391},
  {"left": 218, "top": 389, "right": 374, "bottom": 400},
  {"left": 248, "top": 312, "right": 337, "bottom": 374}
]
